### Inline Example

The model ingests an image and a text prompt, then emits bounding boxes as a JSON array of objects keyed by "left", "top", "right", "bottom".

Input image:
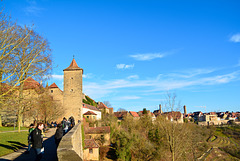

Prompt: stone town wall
[{"left": 57, "top": 122, "right": 83, "bottom": 161}]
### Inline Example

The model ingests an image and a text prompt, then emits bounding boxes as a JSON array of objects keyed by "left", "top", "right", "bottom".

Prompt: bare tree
[
  {"left": 0, "top": 11, "right": 32, "bottom": 127},
  {"left": 117, "top": 108, "right": 126, "bottom": 112},
  {"left": 156, "top": 92, "right": 190, "bottom": 161},
  {"left": 14, "top": 26, "right": 52, "bottom": 132},
  {"left": 103, "top": 101, "right": 112, "bottom": 108}
]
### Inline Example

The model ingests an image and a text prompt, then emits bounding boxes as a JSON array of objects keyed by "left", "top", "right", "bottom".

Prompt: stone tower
[
  {"left": 183, "top": 105, "right": 187, "bottom": 115},
  {"left": 63, "top": 58, "right": 83, "bottom": 121},
  {"left": 159, "top": 104, "right": 163, "bottom": 114}
]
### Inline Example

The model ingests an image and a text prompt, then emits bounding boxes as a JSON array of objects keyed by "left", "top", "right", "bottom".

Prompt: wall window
[
  {"left": 51, "top": 90, "right": 53, "bottom": 93},
  {"left": 89, "top": 148, "right": 93, "bottom": 153}
]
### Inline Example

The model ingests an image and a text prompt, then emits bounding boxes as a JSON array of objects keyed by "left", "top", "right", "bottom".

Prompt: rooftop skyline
[{"left": 2, "top": 0, "right": 240, "bottom": 113}]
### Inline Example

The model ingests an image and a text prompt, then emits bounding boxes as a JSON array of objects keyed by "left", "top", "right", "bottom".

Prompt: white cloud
[
  {"left": 83, "top": 70, "right": 240, "bottom": 100},
  {"left": 83, "top": 73, "right": 94, "bottom": 79},
  {"left": 23, "top": 1, "right": 44, "bottom": 16},
  {"left": 167, "top": 68, "right": 217, "bottom": 78},
  {"left": 230, "top": 33, "right": 240, "bottom": 43},
  {"left": 51, "top": 74, "right": 63, "bottom": 80},
  {"left": 116, "top": 64, "right": 134, "bottom": 69},
  {"left": 127, "top": 75, "right": 139, "bottom": 79},
  {"left": 129, "top": 53, "right": 165, "bottom": 61},
  {"left": 115, "top": 96, "right": 141, "bottom": 100}
]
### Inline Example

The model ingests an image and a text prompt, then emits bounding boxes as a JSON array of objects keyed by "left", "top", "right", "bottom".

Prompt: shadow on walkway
[{"left": 13, "top": 135, "right": 58, "bottom": 161}]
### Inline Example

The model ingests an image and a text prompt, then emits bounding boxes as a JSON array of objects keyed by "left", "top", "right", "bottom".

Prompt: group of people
[
  {"left": 54, "top": 116, "right": 75, "bottom": 147},
  {"left": 26, "top": 116, "right": 75, "bottom": 161}
]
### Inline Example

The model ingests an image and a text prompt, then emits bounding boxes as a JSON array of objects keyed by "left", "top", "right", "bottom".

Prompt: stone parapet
[{"left": 57, "top": 122, "right": 83, "bottom": 161}]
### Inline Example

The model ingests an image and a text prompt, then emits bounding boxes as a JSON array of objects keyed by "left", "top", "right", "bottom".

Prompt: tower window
[{"left": 51, "top": 90, "right": 53, "bottom": 93}]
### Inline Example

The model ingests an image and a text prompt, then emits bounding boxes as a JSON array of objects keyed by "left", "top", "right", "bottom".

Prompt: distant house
[
  {"left": 138, "top": 110, "right": 156, "bottom": 121},
  {"left": 85, "top": 126, "right": 111, "bottom": 146},
  {"left": 129, "top": 111, "right": 140, "bottom": 120},
  {"left": 83, "top": 111, "right": 98, "bottom": 121},
  {"left": 97, "top": 102, "right": 113, "bottom": 114},
  {"left": 193, "top": 111, "right": 204, "bottom": 122},
  {"left": 82, "top": 103, "right": 101, "bottom": 120},
  {"left": 163, "top": 111, "right": 183, "bottom": 123},
  {"left": 114, "top": 111, "right": 129, "bottom": 121},
  {"left": 84, "top": 139, "right": 99, "bottom": 161}
]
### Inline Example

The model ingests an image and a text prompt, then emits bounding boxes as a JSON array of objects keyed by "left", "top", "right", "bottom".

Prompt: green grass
[
  {"left": 0, "top": 131, "right": 28, "bottom": 157},
  {"left": 0, "top": 127, "right": 28, "bottom": 132}
]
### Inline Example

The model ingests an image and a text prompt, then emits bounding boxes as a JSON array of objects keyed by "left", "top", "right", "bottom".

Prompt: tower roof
[
  {"left": 63, "top": 58, "right": 83, "bottom": 71},
  {"left": 49, "top": 83, "right": 59, "bottom": 88}
]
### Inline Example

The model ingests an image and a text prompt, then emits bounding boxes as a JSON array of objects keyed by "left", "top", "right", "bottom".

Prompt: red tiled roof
[
  {"left": 84, "top": 111, "right": 97, "bottom": 115},
  {"left": 84, "top": 139, "right": 99, "bottom": 148},
  {"left": 22, "top": 77, "right": 41, "bottom": 90},
  {"left": 98, "top": 102, "right": 109, "bottom": 109},
  {"left": 49, "top": 83, "right": 59, "bottom": 88},
  {"left": 63, "top": 58, "right": 83, "bottom": 71},
  {"left": 114, "top": 111, "right": 128, "bottom": 118},
  {"left": 83, "top": 103, "right": 101, "bottom": 111},
  {"left": 85, "top": 126, "right": 110, "bottom": 134},
  {"left": 129, "top": 111, "right": 139, "bottom": 117}
]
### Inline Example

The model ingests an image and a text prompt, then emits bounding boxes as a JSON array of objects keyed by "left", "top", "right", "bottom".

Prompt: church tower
[{"left": 63, "top": 58, "right": 83, "bottom": 121}]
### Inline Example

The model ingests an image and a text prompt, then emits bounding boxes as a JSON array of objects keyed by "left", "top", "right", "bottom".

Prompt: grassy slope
[{"left": 0, "top": 129, "right": 28, "bottom": 157}]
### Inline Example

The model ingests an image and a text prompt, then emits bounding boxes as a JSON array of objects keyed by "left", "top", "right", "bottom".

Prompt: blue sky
[{"left": 2, "top": 0, "right": 240, "bottom": 113}]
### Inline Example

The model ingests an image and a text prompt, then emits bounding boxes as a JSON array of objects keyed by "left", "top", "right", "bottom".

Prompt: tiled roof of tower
[
  {"left": 84, "top": 139, "right": 99, "bottom": 148},
  {"left": 63, "top": 58, "right": 83, "bottom": 71},
  {"left": 49, "top": 83, "right": 59, "bottom": 88},
  {"left": 83, "top": 111, "right": 97, "bottom": 115}
]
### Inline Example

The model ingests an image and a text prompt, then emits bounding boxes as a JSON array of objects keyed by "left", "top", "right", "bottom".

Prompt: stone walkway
[{"left": 0, "top": 128, "right": 58, "bottom": 161}]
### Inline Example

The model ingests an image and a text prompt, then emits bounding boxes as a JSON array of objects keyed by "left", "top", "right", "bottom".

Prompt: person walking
[
  {"left": 62, "top": 117, "right": 68, "bottom": 135},
  {"left": 26, "top": 123, "right": 35, "bottom": 154},
  {"left": 54, "top": 123, "right": 63, "bottom": 147},
  {"left": 31, "top": 122, "right": 44, "bottom": 161}
]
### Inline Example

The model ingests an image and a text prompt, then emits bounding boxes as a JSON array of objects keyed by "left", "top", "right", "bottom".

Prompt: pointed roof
[
  {"left": 83, "top": 111, "right": 97, "bottom": 115},
  {"left": 49, "top": 83, "right": 59, "bottom": 88},
  {"left": 98, "top": 102, "right": 109, "bottom": 109},
  {"left": 63, "top": 58, "right": 83, "bottom": 71}
]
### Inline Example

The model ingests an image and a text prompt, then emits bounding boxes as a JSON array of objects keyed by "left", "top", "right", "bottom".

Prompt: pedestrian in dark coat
[
  {"left": 54, "top": 123, "right": 63, "bottom": 147},
  {"left": 31, "top": 122, "right": 44, "bottom": 161}
]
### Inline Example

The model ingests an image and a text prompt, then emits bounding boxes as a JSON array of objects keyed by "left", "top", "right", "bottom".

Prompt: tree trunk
[
  {"left": 17, "top": 76, "right": 25, "bottom": 132},
  {"left": 0, "top": 114, "right": 2, "bottom": 127},
  {"left": 17, "top": 112, "right": 23, "bottom": 132}
]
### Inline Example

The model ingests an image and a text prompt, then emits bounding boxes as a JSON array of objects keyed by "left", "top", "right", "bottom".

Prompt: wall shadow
[{"left": 13, "top": 135, "right": 57, "bottom": 161}]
